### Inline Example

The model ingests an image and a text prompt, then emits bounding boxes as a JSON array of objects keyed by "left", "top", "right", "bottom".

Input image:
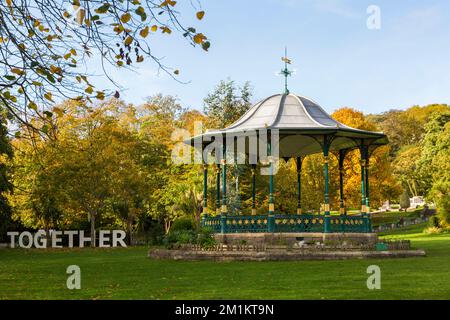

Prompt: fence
[{"left": 202, "top": 213, "right": 371, "bottom": 234}]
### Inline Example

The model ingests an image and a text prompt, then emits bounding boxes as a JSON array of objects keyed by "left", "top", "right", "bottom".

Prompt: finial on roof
[{"left": 280, "top": 47, "right": 293, "bottom": 94}]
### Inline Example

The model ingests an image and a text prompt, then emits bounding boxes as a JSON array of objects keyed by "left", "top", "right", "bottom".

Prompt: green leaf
[
  {"left": 95, "top": 3, "right": 110, "bottom": 14},
  {"left": 44, "top": 92, "right": 54, "bottom": 102},
  {"left": 41, "top": 124, "right": 49, "bottom": 134},
  {"left": 202, "top": 41, "right": 210, "bottom": 51},
  {"left": 47, "top": 74, "right": 56, "bottom": 83},
  {"left": 43, "top": 110, "right": 53, "bottom": 118},
  {"left": 28, "top": 101, "right": 38, "bottom": 111},
  {"left": 85, "top": 86, "right": 94, "bottom": 94},
  {"left": 135, "top": 6, "right": 147, "bottom": 21}
]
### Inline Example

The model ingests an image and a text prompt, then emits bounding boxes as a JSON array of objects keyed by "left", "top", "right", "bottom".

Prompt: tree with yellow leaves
[{"left": 331, "top": 108, "right": 402, "bottom": 210}]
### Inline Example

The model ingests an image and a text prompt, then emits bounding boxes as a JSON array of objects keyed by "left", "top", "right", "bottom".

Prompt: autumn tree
[
  {"left": 392, "top": 145, "right": 426, "bottom": 197},
  {"left": 0, "top": 106, "right": 14, "bottom": 240},
  {"left": 368, "top": 104, "right": 450, "bottom": 156},
  {"left": 203, "top": 79, "right": 252, "bottom": 128},
  {"left": 9, "top": 99, "right": 153, "bottom": 245},
  {"left": 331, "top": 107, "right": 401, "bottom": 209},
  {"left": 418, "top": 110, "right": 450, "bottom": 226}
]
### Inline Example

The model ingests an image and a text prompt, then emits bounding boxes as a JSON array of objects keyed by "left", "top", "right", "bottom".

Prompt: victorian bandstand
[{"left": 186, "top": 91, "right": 388, "bottom": 238}]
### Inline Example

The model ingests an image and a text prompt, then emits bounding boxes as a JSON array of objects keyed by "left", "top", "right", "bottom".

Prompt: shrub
[
  {"left": 196, "top": 228, "right": 216, "bottom": 249},
  {"left": 399, "top": 191, "right": 410, "bottom": 209},
  {"left": 163, "top": 230, "right": 197, "bottom": 249},
  {"left": 432, "top": 181, "right": 450, "bottom": 228},
  {"left": 429, "top": 215, "right": 440, "bottom": 228},
  {"left": 170, "top": 216, "right": 196, "bottom": 232},
  {"left": 424, "top": 227, "right": 443, "bottom": 234},
  {"left": 163, "top": 227, "right": 216, "bottom": 249}
]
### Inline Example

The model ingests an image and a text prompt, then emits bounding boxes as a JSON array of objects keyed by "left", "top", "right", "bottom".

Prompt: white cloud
[
  {"left": 314, "top": 0, "right": 362, "bottom": 19},
  {"left": 393, "top": 5, "right": 443, "bottom": 33},
  {"left": 271, "top": 0, "right": 362, "bottom": 19}
]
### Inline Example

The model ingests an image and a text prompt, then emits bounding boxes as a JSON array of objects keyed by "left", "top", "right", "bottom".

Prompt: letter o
[{"left": 19, "top": 231, "right": 33, "bottom": 248}]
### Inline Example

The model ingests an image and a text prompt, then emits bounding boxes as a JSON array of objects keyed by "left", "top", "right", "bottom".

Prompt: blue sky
[{"left": 94, "top": 0, "right": 450, "bottom": 115}]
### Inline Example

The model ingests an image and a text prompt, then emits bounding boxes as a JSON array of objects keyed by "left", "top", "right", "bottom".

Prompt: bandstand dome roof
[{"left": 187, "top": 93, "right": 388, "bottom": 158}]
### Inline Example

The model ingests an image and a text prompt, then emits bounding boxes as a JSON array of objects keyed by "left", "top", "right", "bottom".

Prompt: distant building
[
  {"left": 409, "top": 196, "right": 425, "bottom": 209},
  {"left": 380, "top": 200, "right": 391, "bottom": 212}
]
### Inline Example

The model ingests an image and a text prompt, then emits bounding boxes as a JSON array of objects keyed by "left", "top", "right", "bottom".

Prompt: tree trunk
[
  {"left": 164, "top": 220, "right": 171, "bottom": 234},
  {"left": 90, "top": 213, "right": 96, "bottom": 248}
]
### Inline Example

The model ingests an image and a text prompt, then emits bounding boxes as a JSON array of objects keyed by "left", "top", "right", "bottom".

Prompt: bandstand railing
[{"left": 202, "top": 213, "right": 372, "bottom": 234}]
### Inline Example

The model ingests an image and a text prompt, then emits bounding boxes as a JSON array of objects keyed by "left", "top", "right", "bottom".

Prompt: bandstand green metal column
[
  {"left": 365, "top": 158, "right": 370, "bottom": 213},
  {"left": 359, "top": 144, "right": 368, "bottom": 214},
  {"left": 323, "top": 136, "right": 332, "bottom": 233},
  {"left": 267, "top": 132, "right": 275, "bottom": 232},
  {"left": 215, "top": 164, "right": 220, "bottom": 215},
  {"left": 365, "top": 151, "right": 372, "bottom": 231},
  {"left": 220, "top": 141, "right": 227, "bottom": 234},
  {"left": 234, "top": 142, "right": 241, "bottom": 214},
  {"left": 251, "top": 164, "right": 256, "bottom": 215},
  {"left": 338, "top": 149, "right": 346, "bottom": 215},
  {"left": 202, "top": 164, "right": 208, "bottom": 215},
  {"left": 359, "top": 144, "right": 370, "bottom": 232},
  {"left": 201, "top": 163, "right": 208, "bottom": 226},
  {"left": 296, "top": 157, "right": 302, "bottom": 215}
]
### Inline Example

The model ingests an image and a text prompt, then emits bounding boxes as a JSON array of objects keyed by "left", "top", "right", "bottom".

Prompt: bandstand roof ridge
[{"left": 187, "top": 92, "right": 389, "bottom": 157}]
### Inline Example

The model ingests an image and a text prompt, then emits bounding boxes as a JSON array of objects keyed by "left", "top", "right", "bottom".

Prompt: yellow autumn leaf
[
  {"left": 96, "top": 91, "right": 105, "bottom": 100},
  {"left": 44, "top": 92, "right": 53, "bottom": 102},
  {"left": 151, "top": 25, "right": 158, "bottom": 32},
  {"left": 139, "top": 26, "right": 149, "bottom": 38},
  {"left": 11, "top": 68, "right": 25, "bottom": 76},
  {"left": 53, "top": 107, "right": 64, "bottom": 117},
  {"left": 114, "top": 25, "right": 125, "bottom": 34},
  {"left": 124, "top": 36, "right": 133, "bottom": 46},
  {"left": 28, "top": 101, "right": 38, "bottom": 111},
  {"left": 193, "top": 33, "right": 206, "bottom": 44},
  {"left": 85, "top": 86, "right": 94, "bottom": 94},
  {"left": 161, "top": 26, "right": 171, "bottom": 34},
  {"left": 160, "top": 0, "right": 176, "bottom": 7},
  {"left": 196, "top": 11, "right": 205, "bottom": 20},
  {"left": 121, "top": 13, "right": 131, "bottom": 23},
  {"left": 50, "top": 65, "right": 62, "bottom": 74}
]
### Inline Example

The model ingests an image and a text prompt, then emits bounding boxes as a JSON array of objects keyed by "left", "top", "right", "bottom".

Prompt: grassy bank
[{"left": 0, "top": 225, "right": 449, "bottom": 299}]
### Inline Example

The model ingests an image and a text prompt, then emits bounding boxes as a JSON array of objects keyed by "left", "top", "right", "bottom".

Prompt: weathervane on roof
[{"left": 280, "top": 47, "right": 293, "bottom": 94}]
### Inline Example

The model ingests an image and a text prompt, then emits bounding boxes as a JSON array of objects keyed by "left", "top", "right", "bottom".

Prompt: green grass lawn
[
  {"left": 1, "top": 224, "right": 449, "bottom": 300},
  {"left": 370, "top": 209, "right": 423, "bottom": 227}
]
